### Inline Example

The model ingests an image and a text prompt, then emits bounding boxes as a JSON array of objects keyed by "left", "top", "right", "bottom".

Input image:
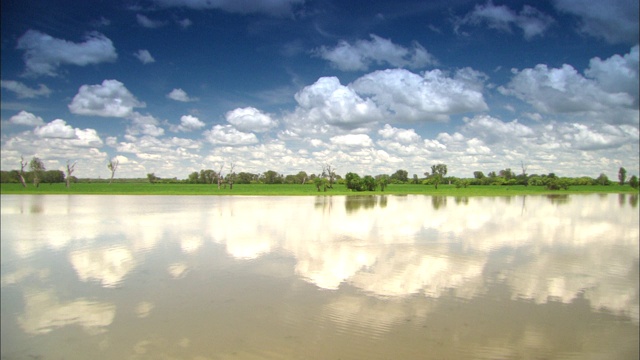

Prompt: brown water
[{"left": 1, "top": 194, "right": 638, "bottom": 359}]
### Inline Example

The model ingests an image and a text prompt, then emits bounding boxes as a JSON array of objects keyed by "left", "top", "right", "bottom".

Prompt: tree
[
  {"left": 227, "top": 163, "right": 235, "bottom": 190},
  {"left": 322, "top": 163, "right": 336, "bottom": 188},
  {"left": 314, "top": 177, "right": 328, "bottom": 192},
  {"left": 216, "top": 163, "right": 224, "bottom": 189},
  {"left": 596, "top": 173, "right": 609, "bottom": 185},
  {"left": 187, "top": 171, "right": 199, "bottom": 184},
  {"left": 390, "top": 169, "right": 408, "bottom": 183},
  {"left": 430, "top": 164, "right": 447, "bottom": 189},
  {"left": 473, "top": 171, "right": 485, "bottom": 179},
  {"left": 107, "top": 158, "right": 119, "bottom": 184},
  {"left": 263, "top": 170, "right": 281, "bottom": 184},
  {"left": 618, "top": 167, "right": 627, "bottom": 185},
  {"left": 376, "top": 174, "right": 390, "bottom": 191},
  {"left": 629, "top": 175, "right": 639, "bottom": 189},
  {"left": 147, "top": 173, "right": 159, "bottom": 184},
  {"left": 363, "top": 175, "right": 376, "bottom": 191},
  {"left": 18, "top": 156, "right": 28, "bottom": 187},
  {"left": 66, "top": 161, "right": 77, "bottom": 188},
  {"left": 520, "top": 161, "right": 529, "bottom": 186},
  {"left": 29, "top": 157, "right": 45, "bottom": 187},
  {"left": 345, "top": 172, "right": 362, "bottom": 191},
  {"left": 295, "top": 171, "right": 308, "bottom": 184},
  {"left": 499, "top": 168, "right": 514, "bottom": 180}
]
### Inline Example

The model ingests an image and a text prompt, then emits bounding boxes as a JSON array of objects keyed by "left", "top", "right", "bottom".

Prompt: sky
[{"left": 1, "top": 0, "right": 638, "bottom": 179}]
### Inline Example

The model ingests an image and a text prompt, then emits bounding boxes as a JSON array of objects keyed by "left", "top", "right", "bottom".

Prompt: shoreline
[{"left": 1, "top": 183, "right": 638, "bottom": 197}]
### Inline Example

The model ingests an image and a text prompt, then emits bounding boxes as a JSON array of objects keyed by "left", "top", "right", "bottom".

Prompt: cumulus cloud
[
  {"left": 127, "top": 112, "right": 165, "bottom": 137},
  {"left": 150, "top": 0, "right": 304, "bottom": 16},
  {"left": 68, "top": 79, "right": 145, "bottom": 117},
  {"left": 457, "top": 1, "right": 555, "bottom": 40},
  {"left": 16, "top": 30, "right": 117, "bottom": 77},
  {"left": 352, "top": 68, "right": 488, "bottom": 122},
  {"left": 330, "top": 134, "right": 374, "bottom": 148},
  {"left": 462, "top": 115, "right": 535, "bottom": 144},
  {"left": 1, "top": 80, "right": 51, "bottom": 98},
  {"left": 9, "top": 111, "right": 45, "bottom": 126},
  {"left": 552, "top": 0, "right": 639, "bottom": 44},
  {"left": 292, "top": 76, "right": 383, "bottom": 131},
  {"left": 377, "top": 124, "right": 422, "bottom": 144},
  {"left": 172, "top": 115, "right": 205, "bottom": 132},
  {"left": 204, "top": 124, "right": 258, "bottom": 146},
  {"left": 34, "top": 119, "right": 76, "bottom": 139},
  {"left": 134, "top": 49, "right": 155, "bottom": 64},
  {"left": 166, "top": 88, "right": 196, "bottom": 102},
  {"left": 136, "top": 14, "right": 165, "bottom": 28},
  {"left": 225, "top": 107, "right": 277, "bottom": 133},
  {"left": 316, "top": 34, "right": 437, "bottom": 71},
  {"left": 500, "top": 47, "right": 639, "bottom": 121}
]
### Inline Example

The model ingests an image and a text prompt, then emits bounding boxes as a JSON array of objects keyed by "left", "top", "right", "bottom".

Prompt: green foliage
[
  {"left": 596, "top": 173, "right": 610, "bottom": 185},
  {"left": 390, "top": 169, "right": 408, "bottom": 183},
  {"left": 618, "top": 167, "right": 627, "bottom": 185},
  {"left": 629, "top": 175, "right": 639, "bottom": 189}
]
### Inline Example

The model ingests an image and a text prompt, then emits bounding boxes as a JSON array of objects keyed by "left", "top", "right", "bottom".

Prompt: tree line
[{"left": 2, "top": 157, "right": 638, "bottom": 191}]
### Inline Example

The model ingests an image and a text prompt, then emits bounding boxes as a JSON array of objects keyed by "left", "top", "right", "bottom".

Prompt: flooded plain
[{"left": 1, "top": 193, "right": 638, "bottom": 359}]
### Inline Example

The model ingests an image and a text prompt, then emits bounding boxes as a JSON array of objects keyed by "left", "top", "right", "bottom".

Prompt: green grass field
[{"left": 1, "top": 182, "right": 637, "bottom": 196}]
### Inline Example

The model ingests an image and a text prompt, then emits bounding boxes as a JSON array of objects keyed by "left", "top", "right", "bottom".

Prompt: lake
[{"left": 1, "top": 194, "right": 638, "bottom": 359}]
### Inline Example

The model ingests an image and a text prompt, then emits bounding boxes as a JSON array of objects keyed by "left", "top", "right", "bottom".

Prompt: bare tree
[
  {"left": 107, "top": 158, "right": 119, "bottom": 184},
  {"left": 227, "top": 163, "right": 235, "bottom": 190},
  {"left": 322, "top": 163, "right": 336, "bottom": 189},
  {"left": 216, "top": 163, "right": 224, "bottom": 189},
  {"left": 18, "top": 156, "right": 28, "bottom": 187},
  {"left": 66, "top": 160, "right": 77, "bottom": 188}
]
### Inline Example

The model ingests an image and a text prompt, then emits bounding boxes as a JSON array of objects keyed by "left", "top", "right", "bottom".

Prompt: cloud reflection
[{"left": 1, "top": 194, "right": 637, "bottom": 323}]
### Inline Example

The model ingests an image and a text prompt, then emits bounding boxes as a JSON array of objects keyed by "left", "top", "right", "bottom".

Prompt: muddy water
[{"left": 1, "top": 194, "right": 638, "bottom": 359}]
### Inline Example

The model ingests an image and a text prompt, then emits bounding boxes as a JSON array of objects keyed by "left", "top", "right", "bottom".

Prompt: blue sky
[{"left": 1, "top": 0, "right": 638, "bottom": 179}]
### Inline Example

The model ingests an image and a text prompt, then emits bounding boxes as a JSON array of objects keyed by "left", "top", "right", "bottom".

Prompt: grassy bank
[{"left": 1, "top": 182, "right": 638, "bottom": 196}]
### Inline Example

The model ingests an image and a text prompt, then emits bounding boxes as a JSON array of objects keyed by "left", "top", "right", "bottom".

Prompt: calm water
[{"left": 1, "top": 194, "right": 638, "bottom": 359}]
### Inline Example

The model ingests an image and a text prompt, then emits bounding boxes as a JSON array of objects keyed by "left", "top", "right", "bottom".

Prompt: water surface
[{"left": 1, "top": 194, "right": 638, "bottom": 359}]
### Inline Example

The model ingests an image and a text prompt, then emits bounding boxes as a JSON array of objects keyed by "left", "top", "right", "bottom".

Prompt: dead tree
[
  {"left": 107, "top": 158, "right": 119, "bottom": 184},
  {"left": 322, "top": 163, "right": 336, "bottom": 189},
  {"left": 216, "top": 163, "right": 224, "bottom": 189},
  {"left": 18, "top": 156, "right": 28, "bottom": 187},
  {"left": 66, "top": 160, "right": 77, "bottom": 188},
  {"left": 227, "top": 163, "right": 235, "bottom": 190}
]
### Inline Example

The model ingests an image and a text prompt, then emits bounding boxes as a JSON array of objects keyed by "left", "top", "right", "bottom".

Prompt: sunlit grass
[{"left": 1, "top": 182, "right": 637, "bottom": 196}]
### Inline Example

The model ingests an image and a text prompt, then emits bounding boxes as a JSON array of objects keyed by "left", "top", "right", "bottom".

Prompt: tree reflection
[{"left": 431, "top": 196, "right": 447, "bottom": 210}]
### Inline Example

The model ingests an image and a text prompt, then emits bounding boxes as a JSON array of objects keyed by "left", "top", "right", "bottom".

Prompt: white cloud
[
  {"left": 0, "top": 80, "right": 51, "bottom": 98},
  {"left": 585, "top": 45, "right": 639, "bottom": 106},
  {"left": 330, "top": 134, "right": 373, "bottom": 148},
  {"left": 68, "top": 79, "right": 145, "bottom": 118},
  {"left": 462, "top": 115, "right": 535, "bottom": 144},
  {"left": 16, "top": 30, "right": 117, "bottom": 77},
  {"left": 290, "top": 76, "right": 383, "bottom": 132},
  {"left": 9, "top": 111, "right": 45, "bottom": 126},
  {"left": 172, "top": 115, "right": 205, "bottom": 132},
  {"left": 204, "top": 124, "right": 258, "bottom": 146},
  {"left": 127, "top": 112, "right": 165, "bottom": 137},
  {"left": 352, "top": 68, "right": 488, "bottom": 122},
  {"left": 225, "top": 107, "right": 277, "bottom": 133},
  {"left": 150, "top": 0, "right": 304, "bottom": 16},
  {"left": 499, "top": 59, "right": 637, "bottom": 113},
  {"left": 34, "top": 119, "right": 76, "bottom": 139},
  {"left": 134, "top": 49, "right": 155, "bottom": 64},
  {"left": 136, "top": 14, "right": 165, "bottom": 28},
  {"left": 552, "top": 0, "right": 639, "bottom": 44},
  {"left": 166, "top": 88, "right": 196, "bottom": 102},
  {"left": 377, "top": 124, "right": 421, "bottom": 144},
  {"left": 457, "top": 1, "right": 555, "bottom": 40},
  {"left": 316, "top": 34, "right": 437, "bottom": 71}
]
